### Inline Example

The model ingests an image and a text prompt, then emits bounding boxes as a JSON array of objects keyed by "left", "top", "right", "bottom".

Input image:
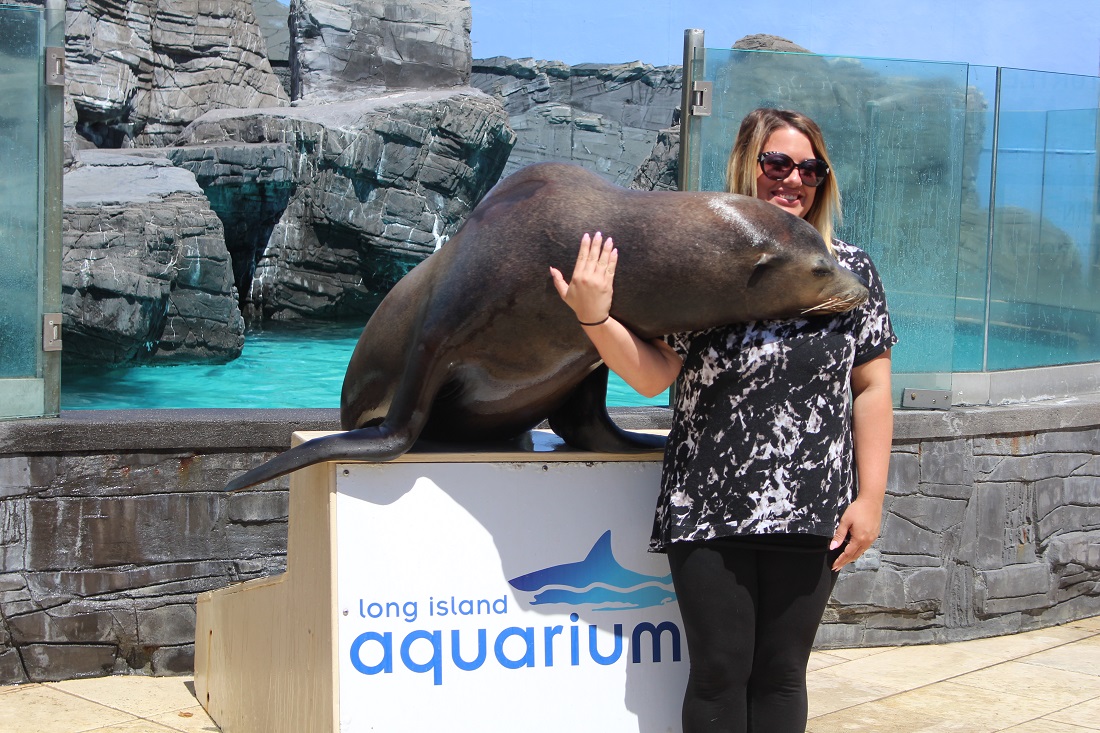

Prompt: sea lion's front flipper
[{"left": 547, "top": 364, "right": 666, "bottom": 453}]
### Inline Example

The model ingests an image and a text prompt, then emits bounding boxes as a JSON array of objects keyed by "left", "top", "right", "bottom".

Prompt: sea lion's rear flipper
[
  {"left": 224, "top": 333, "right": 447, "bottom": 491},
  {"left": 222, "top": 423, "right": 420, "bottom": 492},
  {"left": 547, "top": 364, "right": 666, "bottom": 453}
]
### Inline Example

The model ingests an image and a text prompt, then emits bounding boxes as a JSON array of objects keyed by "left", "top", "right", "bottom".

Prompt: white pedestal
[{"left": 195, "top": 432, "right": 685, "bottom": 733}]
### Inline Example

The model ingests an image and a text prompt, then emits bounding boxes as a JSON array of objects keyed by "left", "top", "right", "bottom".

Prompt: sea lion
[{"left": 225, "top": 162, "right": 868, "bottom": 491}]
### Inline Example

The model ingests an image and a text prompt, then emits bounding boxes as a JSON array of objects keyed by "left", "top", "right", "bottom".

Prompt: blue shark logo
[{"left": 508, "top": 531, "right": 676, "bottom": 611}]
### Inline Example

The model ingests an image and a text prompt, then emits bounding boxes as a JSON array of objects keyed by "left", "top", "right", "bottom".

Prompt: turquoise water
[{"left": 61, "top": 321, "right": 670, "bottom": 410}]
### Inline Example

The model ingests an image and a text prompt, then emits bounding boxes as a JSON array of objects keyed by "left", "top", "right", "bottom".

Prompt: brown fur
[{"left": 226, "top": 163, "right": 867, "bottom": 491}]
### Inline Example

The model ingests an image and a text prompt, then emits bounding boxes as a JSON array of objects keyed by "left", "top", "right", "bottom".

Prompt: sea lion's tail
[{"left": 224, "top": 427, "right": 413, "bottom": 491}]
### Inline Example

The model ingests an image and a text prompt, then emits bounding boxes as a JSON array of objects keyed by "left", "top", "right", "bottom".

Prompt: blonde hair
[{"left": 725, "top": 108, "right": 842, "bottom": 247}]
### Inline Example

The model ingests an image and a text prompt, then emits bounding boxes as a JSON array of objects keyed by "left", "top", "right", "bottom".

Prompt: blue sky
[
  {"left": 469, "top": 0, "right": 1099, "bottom": 76},
  {"left": 271, "top": 1, "right": 1099, "bottom": 77}
]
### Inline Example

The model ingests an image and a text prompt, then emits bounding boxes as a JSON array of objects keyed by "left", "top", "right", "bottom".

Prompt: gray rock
[
  {"left": 254, "top": 0, "right": 291, "bottom": 63},
  {"left": 20, "top": 643, "right": 117, "bottom": 682},
  {"left": 975, "top": 429, "right": 1100, "bottom": 456},
  {"left": 1046, "top": 530, "right": 1100, "bottom": 571},
  {"left": 24, "top": 494, "right": 222, "bottom": 570},
  {"left": 174, "top": 88, "right": 514, "bottom": 321},
  {"left": 976, "top": 452, "right": 1096, "bottom": 483},
  {"left": 981, "top": 562, "right": 1052, "bottom": 600},
  {"left": 631, "top": 126, "right": 680, "bottom": 191},
  {"left": 135, "top": 603, "right": 196, "bottom": 646},
  {"left": 472, "top": 57, "right": 680, "bottom": 186},
  {"left": 957, "top": 204, "right": 1088, "bottom": 313},
  {"left": 62, "top": 151, "right": 245, "bottom": 365},
  {"left": 904, "top": 567, "right": 948, "bottom": 606},
  {"left": 878, "top": 513, "right": 944, "bottom": 557},
  {"left": 151, "top": 644, "right": 194, "bottom": 675},
  {"left": 731, "top": 34, "right": 813, "bottom": 54},
  {"left": 228, "top": 491, "right": 290, "bottom": 524},
  {"left": 63, "top": 152, "right": 204, "bottom": 205},
  {"left": 0, "top": 649, "right": 25, "bottom": 685},
  {"left": 65, "top": 0, "right": 289, "bottom": 148},
  {"left": 165, "top": 143, "right": 297, "bottom": 312},
  {"left": 291, "top": 0, "right": 472, "bottom": 102},
  {"left": 889, "top": 495, "right": 967, "bottom": 534},
  {"left": 886, "top": 451, "right": 920, "bottom": 496},
  {"left": 920, "top": 438, "right": 974, "bottom": 486}
]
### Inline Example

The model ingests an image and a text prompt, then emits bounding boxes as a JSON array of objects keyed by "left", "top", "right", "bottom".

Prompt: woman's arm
[
  {"left": 549, "top": 232, "right": 682, "bottom": 398},
  {"left": 830, "top": 349, "right": 893, "bottom": 570}
]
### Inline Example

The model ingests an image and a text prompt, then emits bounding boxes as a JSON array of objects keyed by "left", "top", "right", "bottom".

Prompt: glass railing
[
  {"left": 974, "top": 68, "right": 1100, "bottom": 371},
  {"left": 0, "top": 1, "right": 64, "bottom": 419},
  {"left": 682, "top": 41, "right": 1100, "bottom": 402}
]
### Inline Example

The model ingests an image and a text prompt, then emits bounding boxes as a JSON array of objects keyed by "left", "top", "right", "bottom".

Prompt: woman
[{"left": 549, "top": 108, "right": 896, "bottom": 733}]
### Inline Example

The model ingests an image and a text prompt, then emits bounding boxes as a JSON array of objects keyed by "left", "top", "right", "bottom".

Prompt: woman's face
[{"left": 755, "top": 126, "right": 818, "bottom": 220}]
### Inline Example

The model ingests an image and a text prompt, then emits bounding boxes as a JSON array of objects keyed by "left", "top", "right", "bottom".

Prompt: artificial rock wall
[
  {"left": 471, "top": 57, "right": 681, "bottom": 187},
  {"left": 60, "top": 0, "right": 516, "bottom": 363},
  {"left": 65, "top": 0, "right": 289, "bottom": 148},
  {"left": 62, "top": 151, "right": 246, "bottom": 364},
  {"left": 1, "top": 403, "right": 1098, "bottom": 683}
]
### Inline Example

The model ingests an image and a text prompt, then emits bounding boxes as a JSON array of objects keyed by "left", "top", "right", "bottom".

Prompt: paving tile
[
  {"left": 948, "top": 625, "right": 1095, "bottom": 660},
  {"left": 1045, "top": 697, "right": 1100, "bottom": 730},
  {"left": 81, "top": 720, "right": 179, "bottom": 732},
  {"left": 45, "top": 677, "right": 202, "bottom": 718},
  {"left": 1067, "top": 615, "right": 1100, "bottom": 633},
  {"left": 0, "top": 684, "right": 133, "bottom": 733},
  {"left": 820, "top": 645, "right": 897, "bottom": 661},
  {"left": 818, "top": 643, "right": 1003, "bottom": 693},
  {"left": 147, "top": 706, "right": 221, "bottom": 733},
  {"left": 808, "top": 680, "right": 1063, "bottom": 733},
  {"left": 806, "top": 669, "right": 899, "bottom": 718},
  {"left": 808, "top": 651, "right": 850, "bottom": 672},
  {"left": 807, "top": 701, "right": 985, "bottom": 733},
  {"left": 1022, "top": 636, "right": 1100, "bottom": 677},
  {"left": 998, "top": 720, "right": 1099, "bottom": 733},
  {"left": 951, "top": 660, "right": 1100, "bottom": 707}
]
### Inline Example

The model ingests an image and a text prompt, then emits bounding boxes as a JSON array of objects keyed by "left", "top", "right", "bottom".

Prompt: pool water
[{"left": 61, "top": 321, "right": 671, "bottom": 410}]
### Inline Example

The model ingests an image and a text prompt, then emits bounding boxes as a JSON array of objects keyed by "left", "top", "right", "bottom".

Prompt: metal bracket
[
  {"left": 901, "top": 388, "right": 952, "bottom": 410},
  {"left": 45, "top": 47, "right": 65, "bottom": 87},
  {"left": 43, "top": 313, "right": 62, "bottom": 352},
  {"left": 689, "top": 81, "right": 712, "bottom": 117}
]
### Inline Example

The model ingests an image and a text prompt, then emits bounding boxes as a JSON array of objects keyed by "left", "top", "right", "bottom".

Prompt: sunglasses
[{"left": 757, "top": 152, "right": 830, "bottom": 187}]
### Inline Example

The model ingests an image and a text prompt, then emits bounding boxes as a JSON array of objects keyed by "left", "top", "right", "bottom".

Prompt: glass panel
[
  {"left": 986, "top": 69, "right": 1100, "bottom": 369},
  {"left": 0, "top": 6, "right": 41, "bottom": 399},
  {"left": 689, "top": 48, "right": 968, "bottom": 394}
]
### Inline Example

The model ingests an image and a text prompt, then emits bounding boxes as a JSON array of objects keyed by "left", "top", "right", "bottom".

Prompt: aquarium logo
[
  {"left": 346, "top": 530, "right": 683, "bottom": 686},
  {"left": 508, "top": 530, "right": 676, "bottom": 610}
]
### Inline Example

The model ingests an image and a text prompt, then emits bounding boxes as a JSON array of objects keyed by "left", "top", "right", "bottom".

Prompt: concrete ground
[{"left": 2, "top": 614, "right": 1098, "bottom": 732}]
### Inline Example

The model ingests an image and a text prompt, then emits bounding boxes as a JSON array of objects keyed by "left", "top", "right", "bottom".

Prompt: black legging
[{"left": 667, "top": 539, "right": 840, "bottom": 733}]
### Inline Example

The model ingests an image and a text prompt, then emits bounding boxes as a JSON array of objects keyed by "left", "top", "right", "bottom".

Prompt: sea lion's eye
[{"left": 812, "top": 258, "right": 834, "bottom": 278}]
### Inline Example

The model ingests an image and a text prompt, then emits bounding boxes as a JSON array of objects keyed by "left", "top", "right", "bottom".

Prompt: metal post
[
  {"left": 41, "top": 0, "right": 66, "bottom": 416},
  {"left": 678, "top": 29, "right": 705, "bottom": 192}
]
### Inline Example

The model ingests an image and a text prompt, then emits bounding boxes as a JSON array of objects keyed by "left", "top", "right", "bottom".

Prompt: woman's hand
[
  {"left": 548, "top": 231, "right": 682, "bottom": 397},
  {"left": 549, "top": 231, "right": 617, "bottom": 324},
  {"left": 829, "top": 496, "right": 883, "bottom": 571}
]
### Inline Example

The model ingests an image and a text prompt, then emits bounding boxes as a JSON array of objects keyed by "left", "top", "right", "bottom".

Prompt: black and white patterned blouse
[{"left": 649, "top": 240, "right": 897, "bottom": 552}]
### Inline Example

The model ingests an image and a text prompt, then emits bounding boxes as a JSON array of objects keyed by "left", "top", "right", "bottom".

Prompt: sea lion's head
[{"left": 705, "top": 193, "right": 869, "bottom": 321}]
